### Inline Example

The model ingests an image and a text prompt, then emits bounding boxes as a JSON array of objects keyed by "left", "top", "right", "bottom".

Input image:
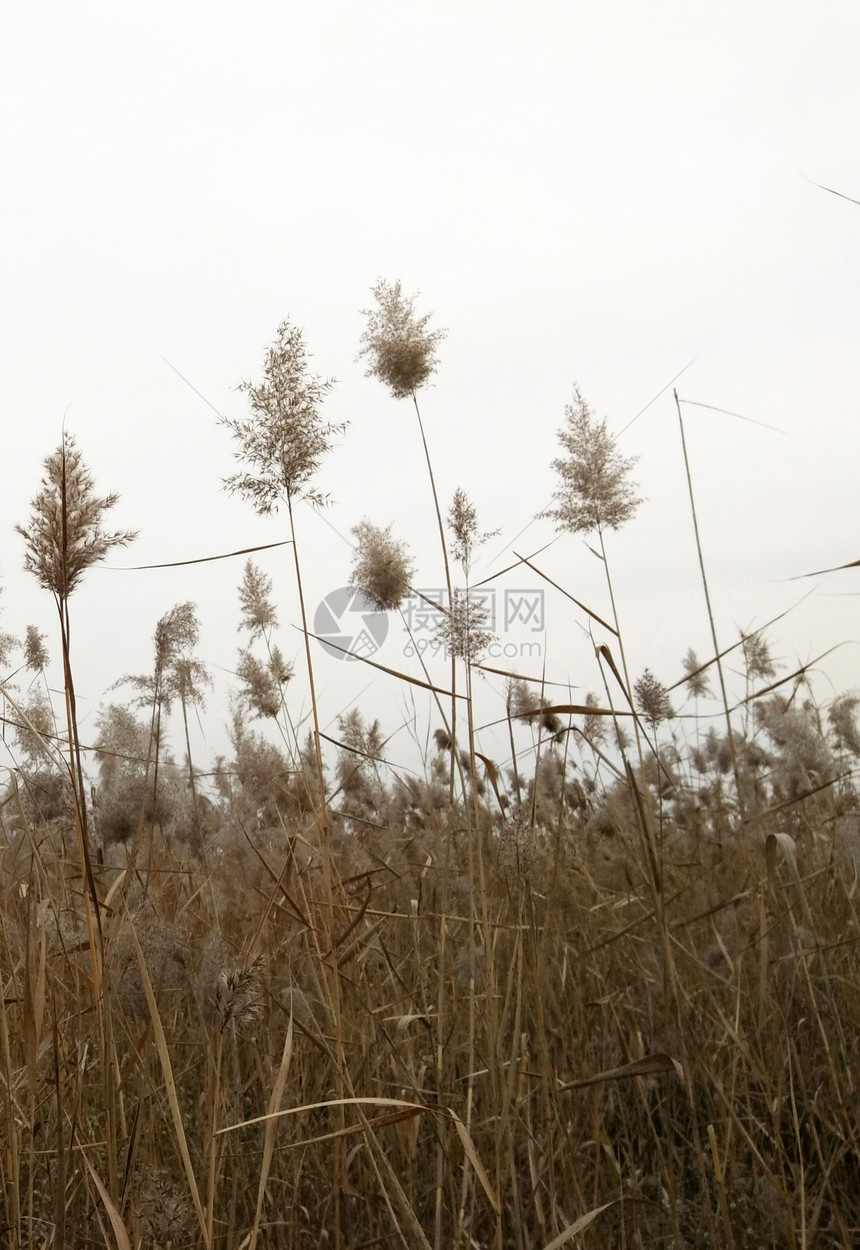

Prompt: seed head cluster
[
  {"left": 349, "top": 520, "right": 415, "bottom": 611},
  {"left": 359, "top": 278, "right": 446, "bottom": 399},
  {"left": 6, "top": 285, "right": 857, "bottom": 1250},
  {"left": 682, "top": 647, "right": 711, "bottom": 699},
  {"left": 23, "top": 624, "right": 49, "bottom": 672},
  {"left": 634, "top": 668, "right": 674, "bottom": 730},
  {"left": 741, "top": 630, "right": 778, "bottom": 683},
  {"left": 438, "top": 589, "right": 494, "bottom": 664},
  {"left": 237, "top": 648, "right": 291, "bottom": 720},
  {"left": 134, "top": 1165, "right": 195, "bottom": 1246},
  {"left": 0, "top": 612, "right": 17, "bottom": 670},
  {"left": 447, "top": 487, "right": 499, "bottom": 575},
  {"left": 223, "top": 319, "right": 345, "bottom": 511},
  {"left": 238, "top": 559, "right": 279, "bottom": 639},
  {"left": 544, "top": 387, "right": 641, "bottom": 536},
  {"left": 581, "top": 691, "right": 608, "bottom": 745},
  {"left": 499, "top": 806, "right": 536, "bottom": 878},
  {"left": 214, "top": 956, "right": 267, "bottom": 1033},
  {"left": 16, "top": 433, "right": 137, "bottom": 600}
]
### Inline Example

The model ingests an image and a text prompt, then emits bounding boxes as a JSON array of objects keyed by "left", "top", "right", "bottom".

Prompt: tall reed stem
[
  {"left": 674, "top": 389, "right": 747, "bottom": 824},
  {"left": 287, "top": 497, "right": 330, "bottom": 834},
  {"left": 411, "top": 391, "right": 459, "bottom": 801}
]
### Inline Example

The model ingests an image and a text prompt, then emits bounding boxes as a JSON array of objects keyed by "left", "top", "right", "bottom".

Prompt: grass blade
[
  {"left": 80, "top": 1150, "right": 133, "bottom": 1250},
  {"left": 248, "top": 1012, "right": 294, "bottom": 1250},
  {"left": 540, "top": 1199, "right": 623, "bottom": 1249},
  {"left": 129, "top": 921, "right": 211, "bottom": 1248}
]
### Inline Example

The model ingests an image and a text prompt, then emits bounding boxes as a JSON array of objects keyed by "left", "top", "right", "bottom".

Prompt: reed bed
[{"left": 1, "top": 286, "right": 858, "bottom": 1248}]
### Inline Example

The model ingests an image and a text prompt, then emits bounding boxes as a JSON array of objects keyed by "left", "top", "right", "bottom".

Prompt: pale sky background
[{"left": 2, "top": 1, "right": 859, "bottom": 788}]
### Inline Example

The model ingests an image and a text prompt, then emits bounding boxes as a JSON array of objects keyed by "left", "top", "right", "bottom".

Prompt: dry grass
[
  {"left": 1, "top": 743, "right": 859, "bottom": 1248},
  {"left": 2, "top": 358, "right": 859, "bottom": 1247}
]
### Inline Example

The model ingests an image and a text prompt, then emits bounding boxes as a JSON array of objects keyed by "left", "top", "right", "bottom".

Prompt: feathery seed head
[
  {"left": 214, "top": 956, "right": 267, "bottom": 1033},
  {"left": 349, "top": 520, "right": 415, "bottom": 611},
  {"left": 116, "top": 602, "right": 209, "bottom": 721},
  {"left": 682, "top": 647, "right": 711, "bottom": 699},
  {"left": 223, "top": 320, "right": 344, "bottom": 512},
  {"left": 153, "top": 601, "right": 199, "bottom": 678},
  {"left": 828, "top": 693, "right": 860, "bottom": 758},
  {"left": 447, "top": 487, "right": 499, "bottom": 575},
  {"left": 173, "top": 654, "right": 212, "bottom": 709},
  {"left": 582, "top": 691, "right": 608, "bottom": 745},
  {"left": 499, "top": 806, "right": 536, "bottom": 878},
  {"left": 238, "top": 559, "right": 278, "bottom": 638},
  {"left": 741, "top": 630, "right": 778, "bottom": 683},
  {"left": 134, "top": 1165, "right": 194, "bottom": 1246},
  {"left": 634, "top": 669, "right": 674, "bottom": 730},
  {"left": 438, "top": 589, "right": 493, "bottom": 664},
  {"left": 0, "top": 595, "right": 20, "bottom": 670},
  {"left": 337, "top": 707, "right": 383, "bottom": 756},
  {"left": 14, "top": 688, "right": 55, "bottom": 767},
  {"left": 236, "top": 648, "right": 289, "bottom": 719},
  {"left": 508, "top": 678, "right": 564, "bottom": 743},
  {"left": 0, "top": 626, "right": 15, "bottom": 669},
  {"left": 359, "top": 279, "right": 446, "bottom": 399},
  {"left": 543, "top": 387, "right": 641, "bottom": 535},
  {"left": 16, "top": 433, "right": 137, "bottom": 600},
  {"left": 24, "top": 624, "right": 49, "bottom": 672}
]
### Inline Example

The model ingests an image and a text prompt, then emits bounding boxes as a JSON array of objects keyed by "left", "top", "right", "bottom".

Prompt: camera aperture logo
[{"left": 314, "top": 587, "right": 389, "bottom": 661}]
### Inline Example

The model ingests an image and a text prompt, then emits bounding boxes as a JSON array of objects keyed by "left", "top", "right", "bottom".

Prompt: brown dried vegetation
[{"left": 1, "top": 338, "right": 858, "bottom": 1249}]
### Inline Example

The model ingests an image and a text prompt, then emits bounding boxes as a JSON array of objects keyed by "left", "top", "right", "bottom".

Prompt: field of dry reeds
[{"left": 1, "top": 283, "right": 858, "bottom": 1248}]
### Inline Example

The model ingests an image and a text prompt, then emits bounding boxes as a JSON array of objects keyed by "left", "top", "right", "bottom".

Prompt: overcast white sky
[{"left": 2, "top": 1, "right": 859, "bottom": 783}]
